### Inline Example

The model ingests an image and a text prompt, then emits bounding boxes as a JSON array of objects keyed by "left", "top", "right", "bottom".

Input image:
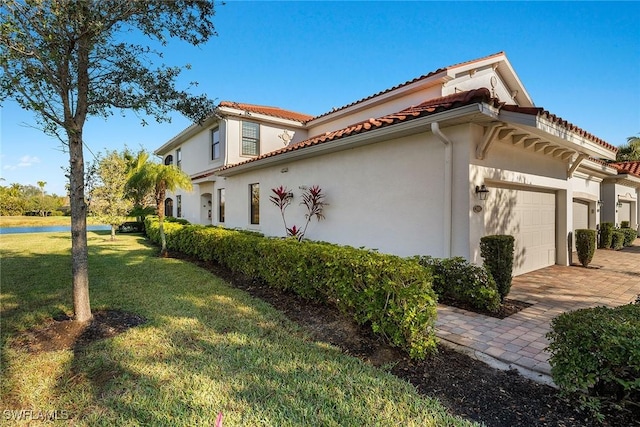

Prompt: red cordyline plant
[{"left": 269, "top": 185, "right": 327, "bottom": 241}]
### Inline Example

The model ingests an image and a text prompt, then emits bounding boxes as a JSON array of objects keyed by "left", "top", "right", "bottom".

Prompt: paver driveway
[{"left": 436, "top": 241, "right": 640, "bottom": 384}]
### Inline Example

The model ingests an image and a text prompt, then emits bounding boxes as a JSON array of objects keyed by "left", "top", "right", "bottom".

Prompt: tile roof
[
  {"left": 218, "top": 101, "right": 313, "bottom": 122},
  {"left": 609, "top": 161, "right": 640, "bottom": 178},
  {"left": 310, "top": 52, "right": 506, "bottom": 121},
  {"left": 220, "top": 88, "right": 494, "bottom": 172},
  {"left": 500, "top": 105, "right": 617, "bottom": 152}
]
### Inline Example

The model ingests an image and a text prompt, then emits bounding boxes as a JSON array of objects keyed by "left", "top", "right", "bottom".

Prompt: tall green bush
[
  {"left": 611, "top": 230, "right": 625, "bottom": 250},
  {"left": 620, "top": 228, "right": 637, "bottom": 247},
  {"left": 600, "top": 222, "right": 614, "bottom": 249},
  {"left": 546, "top": 303, "right": 640, "bottom": 415},
  {"left": 479, "top": 235, "right": 514, "bottom": 302},
  {"left": 575, "top": 229, "right": 596, "bottom": 267},
  {"left": 144, "top": 218, "right": 439, "bottom": 359}
]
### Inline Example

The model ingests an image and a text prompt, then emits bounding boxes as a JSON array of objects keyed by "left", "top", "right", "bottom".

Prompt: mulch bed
[{"left": 15, "top": 252, "right": 638, "bottom": 427}]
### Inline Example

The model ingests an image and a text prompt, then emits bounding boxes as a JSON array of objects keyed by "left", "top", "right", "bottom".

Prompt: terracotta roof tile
[
  {"left": 500, "top": 105, "right": 617, "bottom": 152},
  {"left": 218, "top": 101, "right": 313, "bottom": 122},
  {"left": 310, "top": 52, "right": 505, "bottom": 121},
  {"left": 609, "top": 161, "right": 640, "bottom": 178},
  {"left": 220, "top": 89, "right": 494, "bottom": 172}
]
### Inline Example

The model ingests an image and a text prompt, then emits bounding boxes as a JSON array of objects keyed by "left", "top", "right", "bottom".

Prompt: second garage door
[{"left": 485, "top": 187, "right": 556, "bottom": 276}]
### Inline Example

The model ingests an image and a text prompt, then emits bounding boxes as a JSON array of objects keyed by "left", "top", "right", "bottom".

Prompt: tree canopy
[
  {"left": 0, "top": 0, "right": 217, "bottom": 322},
  {"left": 616, "top": 135, "right": 640, "bottom": 162}
]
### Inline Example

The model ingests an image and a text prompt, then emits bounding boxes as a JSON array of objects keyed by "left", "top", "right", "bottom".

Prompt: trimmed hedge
[
  {"left": 575, "top": 229, "right": 596, "bottom": 267},
  {"left": 546, "top": 303, "right": 640, "bottom": 413},
  {"left": 418, "top": 256, "right": 500, "bottom": 313},
  {"left": 479, "top": 235, "right": 514, "bottom": 301},
  {"left": 620, "top": 228, "right": 637, "bottom": 247},
  {"left": 611, "top": 230, "right": 625, "bottom": 250},
  {"left": 145, "top": 218, "right": 439, "bottom": 359},
  {"left": 599, "top": 222, "right": 614, "bottom": 249}
]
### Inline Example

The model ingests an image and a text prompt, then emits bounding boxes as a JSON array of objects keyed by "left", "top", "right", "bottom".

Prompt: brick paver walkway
[{"left": 436, "top": 240, "right": 640, "bottom": 385}]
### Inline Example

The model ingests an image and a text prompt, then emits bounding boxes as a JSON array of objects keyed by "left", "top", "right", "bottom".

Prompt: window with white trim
[
  {"left": 218, "top": 188, "right": 225, "bottom": 223},
  {"left": 211, "top": 128, "right": 220, "bottom": 160},
  {"left": 249, "top": 183, "right": 259, "bottom": 224},
  {"left": 242, "top": 122, "right": 260, "bottom": 156},
  {"left": 176, "top": 148, "right": 182, "bottom": 169}
]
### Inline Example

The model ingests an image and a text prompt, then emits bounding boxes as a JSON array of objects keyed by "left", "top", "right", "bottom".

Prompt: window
[
  {"left": 249, "top": 183, "right": 259, "bottom": 224},
  {"left": 242, "top": 122, "right": 260, "bottom": 156},
  {"left": 164, "top": 198, "right": 173, "bottom": 217},
  {"left": 164, "top": 155, "right": 173, "bottom": 165},
  {"left": 211, "top": 128, "right": 220, "bottom": 160},
  {"left": 176, "top": 148, "right": 182, "bottom": 169},
  {"left": 218, "top": 188, "right": 225, "bottom": 223},
  {"left": 176, "top": 195, "right": 182, "bottom": 218}
]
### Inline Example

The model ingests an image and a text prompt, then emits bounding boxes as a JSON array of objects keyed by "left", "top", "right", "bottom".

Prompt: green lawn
[{"left": 0, "top": 232, "right": 477, "bottom": 426}]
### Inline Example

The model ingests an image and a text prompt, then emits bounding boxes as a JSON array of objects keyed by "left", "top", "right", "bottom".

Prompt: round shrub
[
  {"left": 546, "top": 303, "right": 640, "bottom": 411},
  {"left": 620, "top": 228, "right": 637, "bottom": 247},
  {"left": 575, "top": 229, "right": 596, "bottom": 267},
  {"left": 480, "top": 235, "right": 514, "bottom": 302}
]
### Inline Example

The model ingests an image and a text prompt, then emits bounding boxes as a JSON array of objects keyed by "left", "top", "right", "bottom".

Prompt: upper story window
[
  {"left": 249, "top": 183, "right": 260, "bottom": 224},
  {"left": 164, "top": 155, "right": 173, "bottom": 165},
  {"left": 176, "top": 148, "right": 182, "bottom": 169},
  {"left": 211, "top": 128, "right": 220, "bottom": 160},
  {"left": 176, "top": 195, "right": 182, "bottom": 218},
  {"left": 242, "top": 122, "right": 260, "bottom": 156}
]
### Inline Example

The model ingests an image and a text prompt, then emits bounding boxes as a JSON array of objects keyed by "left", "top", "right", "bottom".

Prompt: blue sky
[{"left": 1, "top": 1, "right": 639, "bottom": 196}]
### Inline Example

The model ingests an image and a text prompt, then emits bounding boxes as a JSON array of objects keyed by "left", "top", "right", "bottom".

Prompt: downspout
[{"left": 431, "top": 122, "right": 452, "bottom": 257}]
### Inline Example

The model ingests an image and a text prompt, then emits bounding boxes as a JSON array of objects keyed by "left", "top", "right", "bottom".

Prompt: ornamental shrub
[
  {"left": 546, "top": 303, "right": 640, "bottom": 415},
  {"left": 144, "top": 217, "right": 439, "bottom": 359},
  {"left": 620, "top": 220, "right": 630, "bottom": 228},
  {"left": 479, "top": 235, "right": 514, "bottom": 302},
  {"left": 611, "top": 230, "right": 625, "bottom": 250},
  {"left": 599, "top": 222, "right": 614, "bottom": 249},
  {"left": 620, "top": 227, "right": 637, "bottom": 247},
  {"left": 418, "top": 256, "right": 500, "bottom": 312},
  {"left": 574, "top": 229, "right": 596, "bottom": 267}
]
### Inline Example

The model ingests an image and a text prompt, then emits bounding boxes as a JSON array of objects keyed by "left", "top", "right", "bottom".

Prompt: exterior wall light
[
  {"left": 597, "top": 200, "right": 604, "bottom": 207},
  {"left": 475, "top": 184, "right": 490, "bottom": 201},
  {"left": 617, "top": 201, "right": 623, "bottom": 208}
]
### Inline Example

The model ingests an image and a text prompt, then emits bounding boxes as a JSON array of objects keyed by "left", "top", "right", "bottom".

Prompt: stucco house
[{"left": 155, "top": 52, "right": 638, "bottom": 276}]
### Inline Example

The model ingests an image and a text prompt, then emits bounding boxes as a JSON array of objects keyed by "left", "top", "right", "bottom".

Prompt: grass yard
[
  {"left": 0, "top": 216, "right": 108, "bottom": 228},
  {"left": 0, "top": 232, "right": 477, "bottom": 426}
]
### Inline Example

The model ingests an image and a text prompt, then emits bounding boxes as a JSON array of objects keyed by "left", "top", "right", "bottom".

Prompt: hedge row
[
  {"left": 145, "top": 218, "right": 439, "bottom": 359},
  {"left": 600, "top": 222, "right": 637, "bottom": 249},
  {"left": 418, "top": 256, "right": 500, "bottom": 313}
]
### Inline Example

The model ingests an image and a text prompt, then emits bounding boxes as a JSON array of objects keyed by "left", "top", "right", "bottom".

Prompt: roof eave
[
  {"left": 218, "top": 103, "right": 488, "bottom": 177},
  {"left": 497, "top": 110, "right": 617, "bottom": 160},
  {"left": 217, "top": 106, "right": 309, "bottom": 128}
]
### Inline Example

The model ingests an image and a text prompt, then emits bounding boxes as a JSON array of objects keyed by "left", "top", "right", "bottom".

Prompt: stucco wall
[{"left": 222, "top": 131, "right": 453, "bottom": 258}]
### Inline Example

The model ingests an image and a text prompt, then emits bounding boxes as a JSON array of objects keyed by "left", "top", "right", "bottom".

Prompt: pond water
[{"left": 0, "top": 225, "right": 111, "bottom": 235}]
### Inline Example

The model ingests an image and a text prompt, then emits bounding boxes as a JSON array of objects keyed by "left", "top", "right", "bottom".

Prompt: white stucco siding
[
  {"left": 442, "top": 68, "right": 516, "bottom": 106},
  {"left": 307, "top": 86, "right": 442, "bottom": 137},
  {"left": 223, "top": 132, "right": 452, "bottom": 257}
]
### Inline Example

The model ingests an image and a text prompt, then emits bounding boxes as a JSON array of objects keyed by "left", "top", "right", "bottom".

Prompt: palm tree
[
  {"left": 37, "top": 180, "right": 46, "bottom": 216},
  {"left": 616, "top": 135, "right": 640, "bottom": 162},
  {"left": 127, "top": 160, "right": 192, "bottom": 256}
]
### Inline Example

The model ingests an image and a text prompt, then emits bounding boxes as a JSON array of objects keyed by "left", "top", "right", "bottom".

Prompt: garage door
[
  {"left": 572, "top": 200, "right": 590, "bottom": 250},
  {"left": 619, "top": 202, "right": 631, "bottom": 225},
  {"left": 485, "top": 187, "right": 556, "bottom": 276}
]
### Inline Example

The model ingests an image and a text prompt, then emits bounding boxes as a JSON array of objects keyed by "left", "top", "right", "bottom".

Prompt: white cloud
[{"left": 3, "top": 155, "right": 41, "bottom": 170}]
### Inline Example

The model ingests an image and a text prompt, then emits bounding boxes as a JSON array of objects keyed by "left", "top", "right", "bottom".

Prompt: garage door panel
[{"left": 486, "top": 188, "right": 556, "bottom": 275}]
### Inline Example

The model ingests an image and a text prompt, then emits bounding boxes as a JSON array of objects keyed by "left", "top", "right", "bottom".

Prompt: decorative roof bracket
[
  {"left": 476, "top": 123, "right": 504, "bottom": 160},
  {"left": 567, "top": 153, "right": 588, "bottom": 178}
]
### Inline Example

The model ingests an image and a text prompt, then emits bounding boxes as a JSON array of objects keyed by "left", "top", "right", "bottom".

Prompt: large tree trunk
[{"left": 69, "top": 131, "right": 92, "bottom": 322}]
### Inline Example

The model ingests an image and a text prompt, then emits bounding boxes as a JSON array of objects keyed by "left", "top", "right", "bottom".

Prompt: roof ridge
[{"left": 309, "top": 52, "right": 506, "bottom": 122}]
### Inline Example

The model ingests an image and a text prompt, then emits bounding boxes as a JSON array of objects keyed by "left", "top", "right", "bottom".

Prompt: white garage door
[
  {"left": 619, "top": 202, "right": 631, "bottom": 225},
  {"left": 485, "top": 187, "right": 556, "bottom": 276},
  {"left": 572, "top": 200, "right": 590, "bottom": 250}
]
